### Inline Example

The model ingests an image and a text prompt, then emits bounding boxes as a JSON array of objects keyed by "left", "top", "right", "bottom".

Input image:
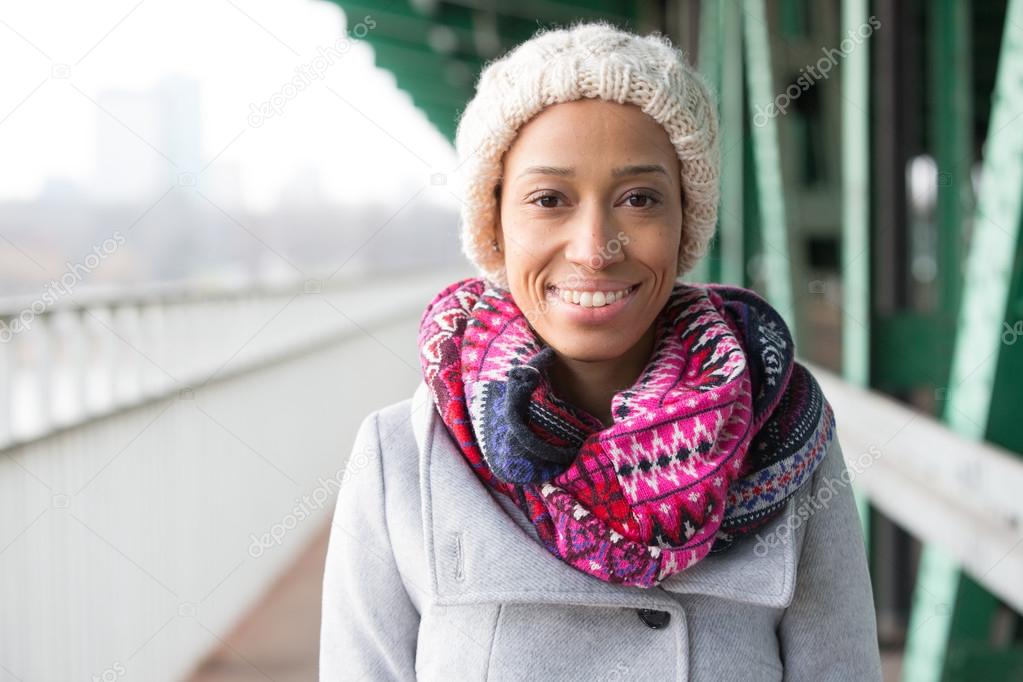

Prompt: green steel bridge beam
[
  {"left": 902, "top": 0, "right": 1023, "bottom": 679},
  {"left": 742, "top": 0, "right": 796, "bottom": 343},
  {"left": 692, "top": 0, "right": 744, "bottom": 288}
]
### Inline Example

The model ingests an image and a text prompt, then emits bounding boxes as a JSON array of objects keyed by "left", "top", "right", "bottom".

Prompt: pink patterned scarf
[{"left": 418, "top": 277, "right": 834, "bottom": 588}]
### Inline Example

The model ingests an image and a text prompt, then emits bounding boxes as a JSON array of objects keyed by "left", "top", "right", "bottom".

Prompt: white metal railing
[
  {"left": 0, "top": 266, "right": 470, "bottom": 449},
  {"left": 0, "top": 266, "right": 468, "bottom": 681},
  {"left": 809, "top": 362, "right": 1023, "bottom": 614}
]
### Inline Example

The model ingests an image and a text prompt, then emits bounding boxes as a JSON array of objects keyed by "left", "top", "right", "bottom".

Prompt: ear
[{"left": 493, "top": 186, "right": 505, "bottom": 253}]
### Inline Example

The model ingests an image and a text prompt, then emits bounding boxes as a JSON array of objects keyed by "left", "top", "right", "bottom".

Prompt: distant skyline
[{"left": 0, "top": 0, "right": 460, "bottom": 211}]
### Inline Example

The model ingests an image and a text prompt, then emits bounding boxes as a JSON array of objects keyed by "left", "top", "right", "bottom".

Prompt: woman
[{"left": 320, "top": 21, "right": 882, "bottom": 681}]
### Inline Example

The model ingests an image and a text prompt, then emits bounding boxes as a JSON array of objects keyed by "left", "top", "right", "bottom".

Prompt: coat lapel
[{"left": 410, "top": 380, "right": 800, "bottom": 610}]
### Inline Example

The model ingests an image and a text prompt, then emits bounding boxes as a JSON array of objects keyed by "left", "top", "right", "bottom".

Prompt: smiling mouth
[{"left": 546, "top": 283, "right": 640, "bottom": 308}]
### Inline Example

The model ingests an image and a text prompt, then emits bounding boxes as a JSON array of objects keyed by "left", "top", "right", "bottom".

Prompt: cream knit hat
[{"left": 453, "top": 20, "right": 720, "bottom": 289}]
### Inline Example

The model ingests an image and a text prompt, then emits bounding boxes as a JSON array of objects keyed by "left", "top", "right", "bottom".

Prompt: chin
[{"left": 539, "top": 330, "right": 638, "bottom": 363}]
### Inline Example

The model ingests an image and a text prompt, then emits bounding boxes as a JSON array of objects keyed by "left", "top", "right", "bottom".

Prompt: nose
[{"left": 563, "top": 204, "right": 626, "bottom": 271}]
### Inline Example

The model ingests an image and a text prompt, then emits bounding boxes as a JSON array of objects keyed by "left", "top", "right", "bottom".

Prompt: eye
[
  {"left": 528, "top": 192, "right": 564, "bottom": 208},
  {"left": 621, "top": 191, "right": 660, "bottom": 209}
]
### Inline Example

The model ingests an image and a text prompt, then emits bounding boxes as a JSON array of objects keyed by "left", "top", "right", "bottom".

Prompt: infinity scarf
[{"left": 418, "top": 277, "right": 835, "bottom": 588}]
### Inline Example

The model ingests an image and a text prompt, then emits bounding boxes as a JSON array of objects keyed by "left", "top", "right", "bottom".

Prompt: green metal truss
[
  {"left": 902, "top": 0, "right": 1023, "bottom": 679},
  {"left": 324, "top": 0, "right": 643, "bottom": 142}
]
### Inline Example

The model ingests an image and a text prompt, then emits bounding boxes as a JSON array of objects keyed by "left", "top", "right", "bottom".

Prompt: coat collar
[{"left": 410, "top": 380, "right": 802, "bottom": 610}]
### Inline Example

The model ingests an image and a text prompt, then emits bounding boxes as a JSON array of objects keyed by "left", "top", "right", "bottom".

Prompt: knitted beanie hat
[{"left": 453, "top": 20, "right": 720, "bottom": 289}]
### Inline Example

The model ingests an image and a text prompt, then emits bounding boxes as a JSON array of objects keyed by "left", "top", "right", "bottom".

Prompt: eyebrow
[{"left": 515, "top": 164, "right": 669, "bottom": 180}]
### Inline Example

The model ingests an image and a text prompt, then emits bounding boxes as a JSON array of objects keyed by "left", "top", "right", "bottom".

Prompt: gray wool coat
[{"left": 320, "top": 380, "right": 883, "bottom": 681}]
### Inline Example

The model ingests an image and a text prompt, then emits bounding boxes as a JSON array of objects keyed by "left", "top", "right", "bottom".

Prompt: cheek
[
  {"left": 623, "top": 223, "right": 681, "bottom": 271},
  {"left": 500, "top": 237, "right": 544, "bottom": 302},
  {"left": 501, "top": 218, "right": 556, "bottom": 274},
  {"left": 503, "top": 242, "right": 546, "bottom": 283}
]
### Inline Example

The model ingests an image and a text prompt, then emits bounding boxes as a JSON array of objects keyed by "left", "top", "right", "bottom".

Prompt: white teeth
[{"left": 553, "top": 286, "right": 633, "bottom": 308}]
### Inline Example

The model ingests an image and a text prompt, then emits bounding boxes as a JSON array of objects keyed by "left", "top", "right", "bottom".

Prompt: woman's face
[{"left": 496, "top": 98, "right": 684, "bottom": 361}]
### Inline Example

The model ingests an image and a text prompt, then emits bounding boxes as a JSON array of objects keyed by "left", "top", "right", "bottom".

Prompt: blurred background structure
[{"left": 0, "top": 0, "right": 1021, "bottom": 680}]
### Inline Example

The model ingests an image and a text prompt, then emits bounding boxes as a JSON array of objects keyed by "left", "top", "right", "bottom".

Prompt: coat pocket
[{"left": 484, "top": 603, "right": 685, "bottom": 682}]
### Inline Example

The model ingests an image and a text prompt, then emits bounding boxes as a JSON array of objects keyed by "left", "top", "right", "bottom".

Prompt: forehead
[{"left": 503, "top": 99, "right": 679, "bottom": 175}]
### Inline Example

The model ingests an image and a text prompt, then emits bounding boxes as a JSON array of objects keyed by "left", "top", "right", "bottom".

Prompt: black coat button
[{"left": 637, "top": 608, "right": 671, "bottom": 629}]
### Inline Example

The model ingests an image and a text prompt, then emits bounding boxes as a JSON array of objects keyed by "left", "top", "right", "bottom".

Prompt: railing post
[
  {"left": 11, "top": 312, "right": 52, "bottom": 442},
  {"left": 0, "top": 316, "right": 12, "bottom": 448},
  {"left": 83, "top": 307, "right": 116, "bottom": 417},
  {"left": 163, "top": 301, "right": 191, "bottom": 388},
  {"left": 49, "top": 308, "right": 86, "bottom": 428},
  {"left": 139, "top": 301, "right": 170, "bottom": 398},
  {"left": 112, "top": 304, "right": 144, "bottom": 406}
]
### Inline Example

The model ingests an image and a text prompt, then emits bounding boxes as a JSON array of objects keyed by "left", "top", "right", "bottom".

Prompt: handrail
[
  {"left": 0, "top": 266, "right": 468, "bottom": 450},
  {"left": 808, "top": 361, "right": 1023, "bottom": 614},
  {"left": 0, "top": 264, "right": 383, "bottom": 317}
]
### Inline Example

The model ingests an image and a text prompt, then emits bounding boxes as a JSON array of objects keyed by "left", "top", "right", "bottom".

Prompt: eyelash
[{"left": 527, "top": 191, "right": 661, "bottom": 209}]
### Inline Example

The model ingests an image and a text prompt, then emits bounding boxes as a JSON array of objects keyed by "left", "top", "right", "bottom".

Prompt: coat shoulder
[
  {"left": 354, "top": 393, "right": 430, "bottom": 609},
  {"left": 362, "top": 394, "right": 421, "bottom": 482}
]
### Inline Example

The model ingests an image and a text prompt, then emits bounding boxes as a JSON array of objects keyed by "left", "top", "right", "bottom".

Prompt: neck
[{"left": 547, "top": 322, "right": 658, "bottom": 427}]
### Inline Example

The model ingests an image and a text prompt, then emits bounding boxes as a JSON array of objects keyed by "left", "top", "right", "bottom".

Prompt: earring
[{"left": 492, "top": 239, "right": 501, "bottom": 253}]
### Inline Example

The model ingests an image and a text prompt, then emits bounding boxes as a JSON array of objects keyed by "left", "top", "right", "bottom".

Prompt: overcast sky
[{"left": 0, "top": 0, "right": 459, "bottom": 210}]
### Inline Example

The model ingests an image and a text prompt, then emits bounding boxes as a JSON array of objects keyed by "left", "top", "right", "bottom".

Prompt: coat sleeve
[
  {"left": 777, "top": 434, "right": 883, "bottom": 681},
  {"left": 319, "top": 411, "right": 421, "bottom": 681}
]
